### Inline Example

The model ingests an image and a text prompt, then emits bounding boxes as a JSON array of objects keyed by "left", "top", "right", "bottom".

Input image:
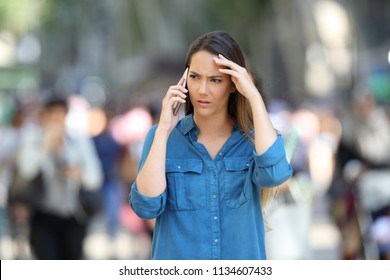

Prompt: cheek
[
  {"left": 187, "top": 80, "right": 196, "bottom": 92},
  {"left": 188, "top": 92, "right": 196, "bottom": 105},
  {"left": 187, "top": 82, "right": 198, "bottom": 101},
  {"left": 214, "top": 85, "right": 232, "bottom": 100}
]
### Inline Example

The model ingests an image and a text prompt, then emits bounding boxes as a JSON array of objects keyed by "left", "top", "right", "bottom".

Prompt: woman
[{"left": 129, "top": 31, "right": 292, "bottom": 260}]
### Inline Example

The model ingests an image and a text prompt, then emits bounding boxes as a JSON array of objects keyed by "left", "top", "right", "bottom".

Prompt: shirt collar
[{"left": 177, "top": 114, "right": 197, "bottom": 135}]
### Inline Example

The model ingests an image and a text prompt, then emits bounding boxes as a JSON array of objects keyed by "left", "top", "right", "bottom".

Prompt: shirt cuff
[
  {"left": 129, "top": 182, "right": 167, "bottom": 219},
  {"left": 253, "top": 134, "right": 288, "bottom": 167}
]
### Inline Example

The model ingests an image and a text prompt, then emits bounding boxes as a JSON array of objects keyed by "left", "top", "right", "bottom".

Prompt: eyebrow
[{"left": 189, "top": 71, "right": 223, "bottom": 79}]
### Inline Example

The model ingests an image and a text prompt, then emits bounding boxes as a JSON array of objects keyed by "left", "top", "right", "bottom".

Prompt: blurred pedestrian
[
  {"left": 129, "top": 31, "right": 292, "bottom": 260},
  {"left": 329, "top": 86, "right": 390, "bottom": 259},
  {"left": 91, "top": 108, "right": 126, "bottom": 248},
  {"left": 16, "top": 97, "right": 102, "bottom": 259}
]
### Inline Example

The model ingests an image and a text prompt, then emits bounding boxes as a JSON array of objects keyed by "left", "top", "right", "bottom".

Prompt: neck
[{"left": 193, "top": 112, "right": 233, "bottom": 137}]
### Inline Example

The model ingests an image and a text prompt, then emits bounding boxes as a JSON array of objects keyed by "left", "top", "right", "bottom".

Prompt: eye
[
  {"left": 189, "top": 74, "right": 199, "bottom": 80},
  {"left": 211, "top": 78, "right": 222, "bottom": 83}
]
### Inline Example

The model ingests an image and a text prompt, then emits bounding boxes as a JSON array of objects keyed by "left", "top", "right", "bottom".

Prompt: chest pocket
[
  {"left": 166, "top": 159, "right": 205, "bottom": 211},
  {"left": 224, "top": 157, "right": 253, "bottom": 208}
]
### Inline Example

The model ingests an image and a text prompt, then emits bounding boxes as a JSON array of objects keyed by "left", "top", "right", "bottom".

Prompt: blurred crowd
[
  {"left": 265, "top": 72, "right": 390, "bottom": 260},
  {"left": 1, "top": 69, "right": 389, "bottom": 261},
  {"left": 0, "top": 92, "right": 156, "bottom": 260}
]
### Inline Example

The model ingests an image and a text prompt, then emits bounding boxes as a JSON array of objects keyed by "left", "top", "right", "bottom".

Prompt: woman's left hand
[{"left": 214, "top": 54, "right": 259, "bottom": 101}]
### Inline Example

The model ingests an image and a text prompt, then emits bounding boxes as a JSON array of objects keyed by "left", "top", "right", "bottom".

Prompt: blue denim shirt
[{"left": 129, "top": 114, "right": 292, "bottom": 260}]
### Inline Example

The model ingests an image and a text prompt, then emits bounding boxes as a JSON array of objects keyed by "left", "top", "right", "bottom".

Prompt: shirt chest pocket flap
[{"left": 166, "top": 159, "right": 205, "bottom": 211}]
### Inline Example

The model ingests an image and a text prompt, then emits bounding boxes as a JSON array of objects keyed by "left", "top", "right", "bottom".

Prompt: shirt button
[
  {"left": 177, "top": 165, "right": 181, "bottom": 169},
  {"left": 218, "top": 152, "right": 223, "bottom": 156},
  {"left": 213, "top": 216, "right": 218, "bottom": 220},
  {"left": 214, "top": 239, "right": 219, "bottom": 243},
  {"left": 212, "top": 195, "right": 217, "bottom": 199}
]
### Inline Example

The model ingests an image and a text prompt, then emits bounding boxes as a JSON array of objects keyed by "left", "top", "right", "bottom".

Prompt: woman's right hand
[{"left": 157, "top": 68, "right": 188, "bottom": 133}]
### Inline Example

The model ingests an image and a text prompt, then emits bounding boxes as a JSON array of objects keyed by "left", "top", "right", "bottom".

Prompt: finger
[
  {"left": 213, "top": 55, "right": 241, "bottom": 71},
  {"left": 169, "top": 89, "right": 187, "bottom": 99},
  {"left": 172, "top": 96, "right": 186, "bottom": 115},
  {"left": 170, "top": 95, "right": 186, "bottom": 105},
  {"left": 218, "top": 67, "right": 240, "bottom": 79},
  {"left": 167, "top": 96, "right": 186, "bottom": 111},
  {"left": 170, "top": 87, "right": 187, "bottom": 115},
  {"left": 168, "top": 86, "right": 188, "bottom": 96}
]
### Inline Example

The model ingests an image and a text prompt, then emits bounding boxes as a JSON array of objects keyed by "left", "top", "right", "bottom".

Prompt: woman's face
[{"left": 187, "top": 51, "right": 235, "bottom": 118}]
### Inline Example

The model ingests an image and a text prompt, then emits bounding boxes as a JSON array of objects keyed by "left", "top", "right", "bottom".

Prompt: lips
[{"left": 197, "top": 100, "right": 211, "bottom": 108}]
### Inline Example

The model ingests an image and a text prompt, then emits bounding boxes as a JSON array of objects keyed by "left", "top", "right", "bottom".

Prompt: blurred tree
[
  {"left": 0, "top": 0, "right": 388, "bottom": 109},
  {"left": 0, "top": 0, "right": 42, "bottom": 35}
]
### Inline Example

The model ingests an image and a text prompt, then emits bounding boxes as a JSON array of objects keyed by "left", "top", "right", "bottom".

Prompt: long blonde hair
[{"left": 184, "top": 31, "right": 278, "bottom": 226}]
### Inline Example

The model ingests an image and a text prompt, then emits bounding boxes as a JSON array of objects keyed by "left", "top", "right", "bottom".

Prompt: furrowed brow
[
  {"left": 189, "top": 71, "right": 223, "bottom": 79},
  {"left": 189, "top": 71, "right": 200, "bottom": 76}
]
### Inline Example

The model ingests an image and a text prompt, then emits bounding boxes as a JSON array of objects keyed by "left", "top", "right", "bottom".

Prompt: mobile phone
[{"left": 173, "top": 68, "right": 188, "bottom": 116}]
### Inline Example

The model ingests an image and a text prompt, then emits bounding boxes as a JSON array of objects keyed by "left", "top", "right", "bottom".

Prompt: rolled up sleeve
[
  {"left": 252, "top": 134, "right": 293, "bottom": 188},
  {"left": 128, "top": 125, "right": 168, "bottom": 219},
  {"left": 129, "top": 182, "right": 167, "bottom": 219}
]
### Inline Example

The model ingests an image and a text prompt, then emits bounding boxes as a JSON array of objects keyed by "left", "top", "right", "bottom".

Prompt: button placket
[{"left": 208, "top": 163, "right": 221, "bottom": 259}]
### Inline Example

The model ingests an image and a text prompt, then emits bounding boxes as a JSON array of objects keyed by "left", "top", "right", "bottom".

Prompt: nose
[{"left": 198, "top": 80, "right": 208, "bottom": 96}]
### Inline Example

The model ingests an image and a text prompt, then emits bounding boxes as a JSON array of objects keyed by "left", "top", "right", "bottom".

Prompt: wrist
[
  {"left": 247, "top": 92, "right": 263, "bottom": 107},
  {"left": 155, "top": 125, "right": 172, "bottom": 140}
]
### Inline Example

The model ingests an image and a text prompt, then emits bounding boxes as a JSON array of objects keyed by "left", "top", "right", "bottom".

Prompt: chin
[{"left": 194, "top": 108, "right": 217, "bottom": 118}]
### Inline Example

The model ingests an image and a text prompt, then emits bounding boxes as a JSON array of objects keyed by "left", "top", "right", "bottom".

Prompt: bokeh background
[{"left": 0, "top": 0, "right": 389, "bottom": 260}]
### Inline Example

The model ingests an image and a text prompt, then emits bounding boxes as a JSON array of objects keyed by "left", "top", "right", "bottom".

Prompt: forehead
[{"left": 189, "top": 51, "right": 220, "bottom": 75}]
